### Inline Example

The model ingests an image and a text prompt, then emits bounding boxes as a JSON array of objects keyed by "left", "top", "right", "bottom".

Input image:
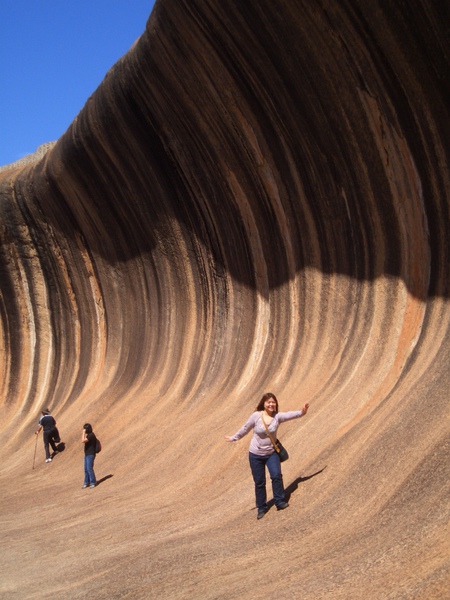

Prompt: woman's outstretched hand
[
  {"left": 225, "top": 436, "right": 233, "bottom": 442},
  {"left": 302, "top": 403, "right": 310, "bottom": 415}
]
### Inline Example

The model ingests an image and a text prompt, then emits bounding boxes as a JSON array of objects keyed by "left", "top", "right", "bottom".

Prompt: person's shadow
[
  {"left": 50, "top": 442, "right": 66, "bottom": 458},
  {"left": 96, "top": 474, "right": 114, "bottom": 486},
  {"left": 284, "top": 466, "right": 327, "bottom": 502},
  {"left": 266, "top": 466, "right": 327, "bottom": 509}
]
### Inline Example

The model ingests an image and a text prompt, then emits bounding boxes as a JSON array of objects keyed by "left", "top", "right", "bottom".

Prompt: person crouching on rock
[
  {"left": 35, "top": 408, "right": 61, "bottom": 463},
  {"left": 81, "top": 423, "right": 98, "bottom": 488},
  {"left": 225, "top": 392, "right": 309, "bottom": 520}
]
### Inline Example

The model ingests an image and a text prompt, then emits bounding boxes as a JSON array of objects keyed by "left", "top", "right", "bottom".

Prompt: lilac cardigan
[{"left": 230, "top": 410, "right": 305, "bottom": 456}]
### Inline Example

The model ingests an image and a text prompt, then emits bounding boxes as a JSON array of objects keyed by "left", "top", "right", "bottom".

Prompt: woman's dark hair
[
  {"left": 255, "top": 392, "right": 279, "bottom": 413},
  {"left": 83, "top": 423, "right": 93, "bottom": 434}
]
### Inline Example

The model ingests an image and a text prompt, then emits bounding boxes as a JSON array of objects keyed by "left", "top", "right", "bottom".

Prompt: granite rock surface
[{"left": 0, "top": 0, "right": 449, "bottom": 598}]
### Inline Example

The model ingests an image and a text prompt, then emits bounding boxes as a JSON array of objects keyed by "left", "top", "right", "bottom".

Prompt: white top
[{"left": 230, "top": 410, "right": 304, "bottom": 456}]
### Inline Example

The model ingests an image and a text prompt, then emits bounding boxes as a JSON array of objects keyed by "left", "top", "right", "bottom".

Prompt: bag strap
[{"left": 261, "top": 412, "right": 279, "bottom": 452}]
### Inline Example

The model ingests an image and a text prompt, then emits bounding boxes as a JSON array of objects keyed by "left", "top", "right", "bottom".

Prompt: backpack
[{"left": 95, "top": 438, "right": 102, "bottom": 453}]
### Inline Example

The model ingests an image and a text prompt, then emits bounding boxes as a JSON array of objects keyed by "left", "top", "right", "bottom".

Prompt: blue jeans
[
  {"left": 249, "top": 452, "right": 285, "bottom": 509},
  {"left": 84, "top": 454, "right": 97, "bottom": 486}
]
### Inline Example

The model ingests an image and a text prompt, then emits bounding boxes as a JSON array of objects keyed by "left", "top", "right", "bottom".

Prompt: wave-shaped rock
[{"left": 0, "top": 0, "right": 449, "bottom": 597}]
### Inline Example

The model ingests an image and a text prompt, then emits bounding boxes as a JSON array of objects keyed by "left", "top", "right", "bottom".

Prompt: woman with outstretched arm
[{"left": 225, "top": 392, "right": 309, "bottom": 520}]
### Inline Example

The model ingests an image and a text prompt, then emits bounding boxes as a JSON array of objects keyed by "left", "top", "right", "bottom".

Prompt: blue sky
[{"left": 0, "top": 1, "right": 156, "bottom": 166}]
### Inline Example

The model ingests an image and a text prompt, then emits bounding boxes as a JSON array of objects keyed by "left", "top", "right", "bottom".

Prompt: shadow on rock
[
  {"left": 284, "top": 466, "right": 327, "bottom": 503},
  {"left": 50, "top": 443, "right": 66, "bottom": 459},
  {"left": 96, "top": 474, "right": 114, "bottom": 487},
  {"left": 264, "top": 466, "right": 327, "bottom": 510}
]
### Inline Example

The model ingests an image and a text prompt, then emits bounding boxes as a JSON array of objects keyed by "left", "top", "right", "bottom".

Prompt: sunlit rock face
[{"left": 0, "top": 1, "right": 449, "bottom": 597}]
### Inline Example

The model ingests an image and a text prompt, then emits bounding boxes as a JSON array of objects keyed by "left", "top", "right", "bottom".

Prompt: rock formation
[{"left": 0, "top": 0, "right": 448, "bottom": 597}]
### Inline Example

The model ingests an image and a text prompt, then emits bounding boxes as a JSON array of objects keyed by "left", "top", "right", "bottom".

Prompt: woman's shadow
[
  {"left": 267, "top": 466, "right": 327, "bottom": 509},
  {"left": 96, "top": 474, "right": 114, "bottom": 486}
]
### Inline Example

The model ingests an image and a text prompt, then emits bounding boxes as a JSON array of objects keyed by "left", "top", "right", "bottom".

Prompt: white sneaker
[{"left": 45, "top": 458, "right": 52, "bottom": 463}]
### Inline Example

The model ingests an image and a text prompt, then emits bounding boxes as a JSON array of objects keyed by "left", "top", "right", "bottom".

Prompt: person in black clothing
[
  {"left": 81, "top": 423, "right": 97, "bottom": 488},
  {"left": 35, "top": 408, "right": 61, "bottom": 463}
]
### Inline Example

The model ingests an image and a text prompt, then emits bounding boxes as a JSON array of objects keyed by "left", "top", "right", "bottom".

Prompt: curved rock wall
[{"left": 0, "top": 0, "right": 449, "bottom": 598}]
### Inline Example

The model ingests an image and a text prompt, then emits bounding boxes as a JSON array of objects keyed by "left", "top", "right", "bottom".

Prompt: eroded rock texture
[{"left": 0, "top": 0, "right": 449, "bottom": 598}]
